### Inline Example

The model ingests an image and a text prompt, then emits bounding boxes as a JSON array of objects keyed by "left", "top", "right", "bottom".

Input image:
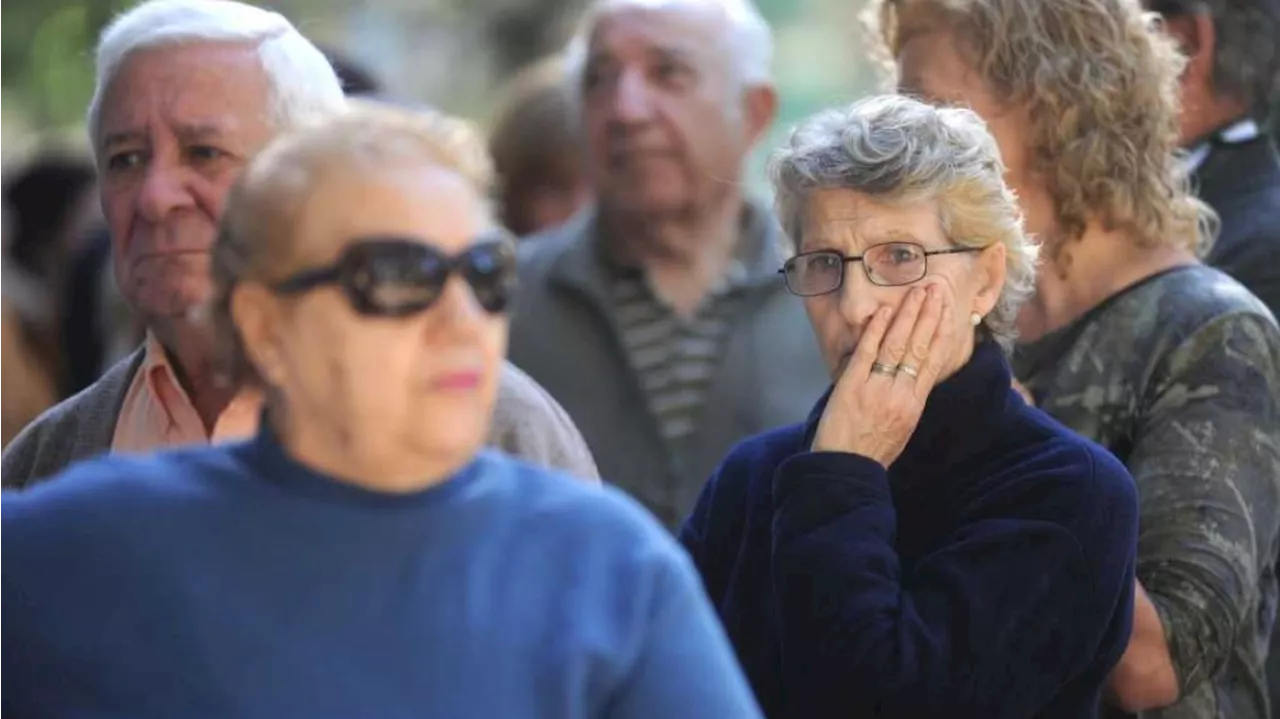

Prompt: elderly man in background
[
  {"left": 510, "top": 0, "right": 828, "bottom": 528},
  {"left": 1148, "top": 0, "right": 1280, "bottom": 319},
  {"left": 2, "top": 0, "right": 598, "bottom": 488}
]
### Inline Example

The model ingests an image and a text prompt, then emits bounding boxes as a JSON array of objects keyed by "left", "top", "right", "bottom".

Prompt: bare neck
[
  {"left": 1018, "top": 223, "right": 1198, "bottom": 341},
  {"left": 273, "top": 409, "right": 470, "bottom": 495},
  {"left": 151, "top": 318, "right": 238, "bottom": 433},
  {"left": 605, "top": 196, "right": 745, "bottom": 316}
]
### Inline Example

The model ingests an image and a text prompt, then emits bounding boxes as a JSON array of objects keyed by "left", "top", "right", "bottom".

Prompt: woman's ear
[
  {"left": 973, "top": 241, "right": 1007, "bottom": 317},
  {"left": 230, "top": 283, "right": 287, "bottom": 388}
]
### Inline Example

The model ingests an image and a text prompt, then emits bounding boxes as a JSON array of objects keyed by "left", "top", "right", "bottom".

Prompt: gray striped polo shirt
[{"left": 607, "top": 259, "right": 752, "bottom": 468}]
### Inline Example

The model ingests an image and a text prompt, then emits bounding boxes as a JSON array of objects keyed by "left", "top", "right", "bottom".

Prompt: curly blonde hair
[
  {"left": 771, "top": 94, "right": 1038, "bottom": 351},
  {"left": 870, "top": 0, "right": 1216, "bottom": 257},
  {"left": 210, "top": 99, "right": 494, "bottom": 387}
]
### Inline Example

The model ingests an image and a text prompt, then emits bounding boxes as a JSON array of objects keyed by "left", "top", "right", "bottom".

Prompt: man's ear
[
  {"left": 1163, "top": 11, "right": 1217, "bottom": 89},
  {"left": 741, "top": 84, "right": 779, "bottom": 148}
]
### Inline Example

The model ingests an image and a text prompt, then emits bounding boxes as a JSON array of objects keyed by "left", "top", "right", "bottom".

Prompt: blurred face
[
  {"left": 63, "top": 184, "right": 104, "bottom": 261},
  {"left": 895, "top": 29, "right": 1057, "bottom": 240},
  {"left": 798, "top": 188, "right": 1005, "bottom": 382},
  {"left": 581, "top": 2, "right": 763, "bottom": 217},
  {"left": 237, "top": 163, "right": 507, "bottom": 471},
  {"left": 506, "top": 159, "right": 592, "bottom": 236},
  {"left": 97, "top": 42, "right": 275, "bottom": 323}
]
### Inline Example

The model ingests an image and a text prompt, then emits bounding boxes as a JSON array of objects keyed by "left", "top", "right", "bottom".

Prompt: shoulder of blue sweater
[
  {"left": 3, "top": 444, "right": 242, "bottom": 535},
  {"left": 472, "top": 449, "right": 684, "bottom": 546}
]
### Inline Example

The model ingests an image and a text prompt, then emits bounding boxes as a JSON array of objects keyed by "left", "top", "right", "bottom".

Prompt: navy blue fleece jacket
[{"left": 680, "top": 341, "right": 1139, "bottom": 718}]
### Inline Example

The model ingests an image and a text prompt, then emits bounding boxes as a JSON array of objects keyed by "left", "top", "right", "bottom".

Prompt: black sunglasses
[
  {"left": 780, "top": 241, "right": 981, "bottom": 296},
  {"left": 272, "top": 236, "right": 516, "bottom": 317}
]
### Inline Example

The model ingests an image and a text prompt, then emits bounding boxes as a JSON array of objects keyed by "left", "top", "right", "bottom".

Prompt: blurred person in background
[
  {"left": 62, "top": 227, "right": 146, "bottom": 397},
  {"left": 320, "top": 42, "right": 385, "bottom": 97},
  {"left": 2, "top": 0, "right": 598, "bottom": 488},
  {"left": 509, "top": 0, "right": 829, "bottom": 529},
  {"left": 882, "top": 0, "right": 1280, "bottom": 715},
  {"left": 3, "top": 101, "right": 763, "bottom": 719},
  {"left": 489, "top": 54, "right": 592, "bottom": 236},
  {"left": 0, "top": 150, "right": 98, "bottom": 442},
  {"left": 61, "top": 226, "right": 146, "bottom": 394},
  {"left": 1146, "top": 0, "right": 1280, "bottom": 320}
]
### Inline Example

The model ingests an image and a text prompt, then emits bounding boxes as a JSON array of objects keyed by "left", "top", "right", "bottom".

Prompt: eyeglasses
[
  {"left": 779, "top": 241, "right": 981, "bottom": 297},
  {"left": 272, "top": 236, "right": 516, "bottom": 317}
]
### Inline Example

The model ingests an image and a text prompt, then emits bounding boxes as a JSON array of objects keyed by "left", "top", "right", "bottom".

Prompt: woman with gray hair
[{"left": 679, "top": 94, "right": 1139, "bottom": 718}]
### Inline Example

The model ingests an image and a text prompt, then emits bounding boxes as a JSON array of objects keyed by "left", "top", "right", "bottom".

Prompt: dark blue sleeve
[
  {"left": 605, "top": 549, "right": 764, "bottom": 719},
  {"left": 771, "top": 451, "right": 1107, "bottom": 718},
  {"left": 678, "top": 468, "right": 725, "bottom": 599},
  {"left": 679, "top": 434, "right": 778, "bottom": 604}
]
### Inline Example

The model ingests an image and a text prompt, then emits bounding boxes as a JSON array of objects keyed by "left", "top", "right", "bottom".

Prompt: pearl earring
[{"left": 970, "top": 312, "right": 982, "bottom": 326}]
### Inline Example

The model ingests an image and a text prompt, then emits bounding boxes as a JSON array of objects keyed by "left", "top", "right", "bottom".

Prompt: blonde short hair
[
  {"left": 210, "top": 100, "right": 493, "bottom": 386},
  {"left": 870, "top": 0, "right": 1215, "bottom": 257},
  {"left": 770, "top": 94, "right": 1038, "bottom": 351}
]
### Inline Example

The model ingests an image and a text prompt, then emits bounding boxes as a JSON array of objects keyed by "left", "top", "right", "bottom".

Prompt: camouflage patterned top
[{"left": 1013, "top": 264, "right": 1280, "bottom": 719}]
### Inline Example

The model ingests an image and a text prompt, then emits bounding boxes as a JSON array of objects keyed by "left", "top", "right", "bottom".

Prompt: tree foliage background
[{"left": 1, "top": 0, "right": 884, "bottom": 190}]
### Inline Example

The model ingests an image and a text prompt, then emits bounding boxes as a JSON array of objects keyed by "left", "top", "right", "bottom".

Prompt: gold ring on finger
[
  {"left": 871, "top": 361, "right": 899, "bottom": 376},
  {"left": 899, "top": 364, "right": 919, "bottom": 379}
]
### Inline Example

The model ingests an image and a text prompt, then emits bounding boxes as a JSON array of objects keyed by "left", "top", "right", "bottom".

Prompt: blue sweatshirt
[
  {"left": 3, "top": 428, "right": 763, "bottom": 719},
  {"left": 680, "top": 341, "right": 1139, "bottom": 718}
]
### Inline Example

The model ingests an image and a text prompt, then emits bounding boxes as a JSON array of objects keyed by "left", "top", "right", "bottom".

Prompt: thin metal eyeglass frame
[{"left": 778, "top": 243, "right": 982, "bottom": 296}]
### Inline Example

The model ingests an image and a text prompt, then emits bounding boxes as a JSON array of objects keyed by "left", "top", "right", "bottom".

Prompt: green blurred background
[{"left": 1, "top": 0, "right": 884, "bottom": 194}]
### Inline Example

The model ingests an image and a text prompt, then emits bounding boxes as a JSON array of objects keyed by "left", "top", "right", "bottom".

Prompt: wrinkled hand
[{"left": 811, "top": 284, "right": 954, "bottom": 468}]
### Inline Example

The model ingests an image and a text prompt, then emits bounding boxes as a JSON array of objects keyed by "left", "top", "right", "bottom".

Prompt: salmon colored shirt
[{"left": 111, "top": 335, "right": 262, "bottom": 453}]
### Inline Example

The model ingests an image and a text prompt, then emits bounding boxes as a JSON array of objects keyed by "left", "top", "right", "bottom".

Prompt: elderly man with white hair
[
  {"left": 509, "top": 0, "right": 829, "bottom": 529},
  {"left": 1, "top": 0, "right": 599, "bottom": 487}
]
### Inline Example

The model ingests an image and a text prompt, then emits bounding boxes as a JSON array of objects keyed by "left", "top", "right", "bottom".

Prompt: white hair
[
  {"left": 87, "top": 0, "right": 345, "bottom": 151},
  {"left": 562, "top": 0, "right": 774, "bottom": 101},
  {"left": 770, "top": 95, "right": 1040, "bottom": 351}
]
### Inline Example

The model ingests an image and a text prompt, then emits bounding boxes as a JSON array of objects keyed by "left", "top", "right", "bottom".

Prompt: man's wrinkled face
[
  {"left": 580, "top": 2, "right": 750, "bottom": 218},
  {"left": 96, "top": 42, "right": 275, "bottom": 323}
]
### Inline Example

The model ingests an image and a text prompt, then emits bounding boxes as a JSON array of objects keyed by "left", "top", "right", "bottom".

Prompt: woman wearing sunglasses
[
  {"left": 3, "top": 103, "right": 762, "bottom": 718},
  {"left": 679, "top": 95, "right": 1140, "bottom": 718}
]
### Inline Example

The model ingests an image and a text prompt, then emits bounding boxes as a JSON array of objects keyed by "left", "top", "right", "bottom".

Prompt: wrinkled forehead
[
  {"left": 800, "top": 189, "right": 944, "bottom": 252},
  {"left": 278, "top": 160, "right": 494, "bottom": 267},
  {"left": 96, "top": 42, "right": 273, "bottom": 148},
  {"left": 587, "top": 0, "right": 734, "bottom": 68}
]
